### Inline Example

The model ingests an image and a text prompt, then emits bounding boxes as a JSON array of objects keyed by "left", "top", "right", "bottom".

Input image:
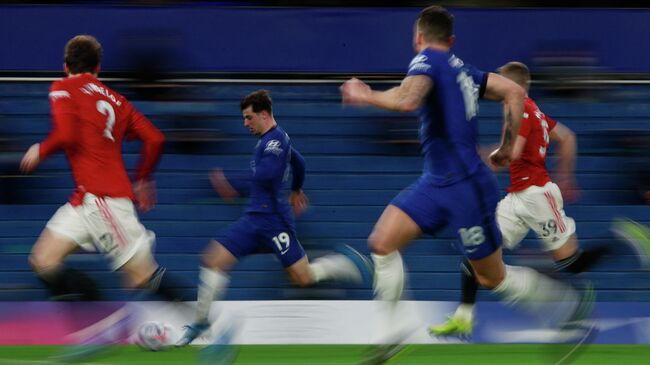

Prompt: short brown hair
[
  {"left": 417, "top": 5, "right": 454, "bottom": 43},
  {"left": 240, "top": 89, "right": 273, "bottom": 114},
  {"left": 498, "top": 61, "right": 530, "bottom": 89},
  {"left": 64, "top": 35, "right": 102, "bottom": 74}
]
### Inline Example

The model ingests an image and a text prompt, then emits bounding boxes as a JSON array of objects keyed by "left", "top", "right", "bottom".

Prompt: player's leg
[
  {"left": 30, "top": 204, "right": 100, "bottom": 301},
  {"left": 462, "top": 168, "right": 589, "bottom": 330},
  {"left": 177, "top": 215, "right": 256, "bottom": 347},
  {"left": 86, "top": 196, "right": 191, "bottom": 302},
  {"left": 284, "top": 244, "right": 372, "bottom": 287},
  {"left": 431, "top": 194, "right": 527, "bottom": 337},
  {"left": 176, "top": 241, "right": 237, "bottom": 347},
  {"left": 194, "top": 240, "right": 237, "bottom": 321},
  {"left": 428, "top": 257, "right": 476, "bottom": 337},
  {"left": 368, "top": 204, "right": 422, "bottom": 302},
  {"left": 514, "top": 182, "right": 607, "bottom": 274}
]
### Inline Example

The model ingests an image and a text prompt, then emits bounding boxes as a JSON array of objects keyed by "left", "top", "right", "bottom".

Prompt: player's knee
[
  {"left": 29, "top": 252, "right": 58, "bottom": 273},
  {"left": 474, "top": 271, "right": 504, "bottom": 290},
  {"left": 289, "top": 271, "right": 313, "bottom": 287},
  {"left": 200, "top": 241, "right": 235, "bottom": 272},
  {"left": 368, "top": 232, "right": 394, "bottom": 256}
]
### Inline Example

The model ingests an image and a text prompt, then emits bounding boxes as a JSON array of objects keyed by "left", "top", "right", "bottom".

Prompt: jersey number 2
[{"left": 96, "top": 100, "right": 116, "bottom": 142}]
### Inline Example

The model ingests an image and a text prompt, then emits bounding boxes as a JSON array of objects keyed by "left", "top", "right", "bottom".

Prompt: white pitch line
[{"left": 0, "top": 358, "right": 120, "bottom": 365}]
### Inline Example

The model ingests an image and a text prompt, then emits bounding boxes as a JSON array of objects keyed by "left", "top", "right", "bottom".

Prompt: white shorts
[
  {"left": 45, "top": 193, "right": 155, "bottom": 270},
  {"left": 496, "top": 182, "right": 576, "bottom": 251}
]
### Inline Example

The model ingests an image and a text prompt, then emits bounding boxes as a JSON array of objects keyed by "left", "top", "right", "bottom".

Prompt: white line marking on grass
[{"left": 0, "top": 358, "right": 120, "bottom": 365}]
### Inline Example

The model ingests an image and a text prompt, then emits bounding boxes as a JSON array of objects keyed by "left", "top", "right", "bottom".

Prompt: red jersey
[
  {"left": 41, "top": 74, "right": 164, "bottom": 204},
  {"left": 507, "top": 97, "right": 557, "bottom": 192}
]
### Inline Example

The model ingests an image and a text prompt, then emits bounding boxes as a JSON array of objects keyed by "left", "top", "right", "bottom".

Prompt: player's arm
[
  {"left": 549, "top": 122, "right": 576, "bottom": 176},
  {"left": 288, "top": 147, "right": 309, "bottom": 216},
  {"left": 213, "top": 141, "right": 288, "bottom": 201},
  {"left": 549, "top": 121, "right": 579, "bottom": 201},
  {"left": 21, "top": 88, "right": 77, "bottom": 173},
  {"left": 483, "top": 73, "right": 526, "bottom": 164},
  {"left": 341, "top": 76, "right": 432, "bottom": 112},
  {"left": 210, "top": 169, "right": 248, "bottom": 202},
  {"left": 125, "top": 104, "right": 165, "bottom": 211}
]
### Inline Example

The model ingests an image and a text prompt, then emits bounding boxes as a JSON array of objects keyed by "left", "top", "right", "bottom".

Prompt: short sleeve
[
  {"left": 519, "top": 111, "right": 532, "bottom": 138},
  {"left": 464, "top": 65, "right": 488, "bottom": 99},
  {"left": 546, "top": 115, "right": 558, "bottom": 131}
]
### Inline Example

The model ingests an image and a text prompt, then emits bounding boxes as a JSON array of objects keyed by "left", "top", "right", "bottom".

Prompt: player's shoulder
[
  {"left": 48, "top": 78, "right": 74, "bottom": 102},
  {"left": 408, "top": 48, "right": 444, "bottom": 74},
  {"left": 261, "top": 127, "right": 289, "bottom": 156}
]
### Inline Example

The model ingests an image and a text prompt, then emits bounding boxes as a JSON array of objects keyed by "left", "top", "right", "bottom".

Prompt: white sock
[
  {"left": 454, "top": 303, "right": 475, "bottom": 323},
  {"left": 371, "top": 252, "right": 405, "bottom": 302},
  {"left": 309, "top": 254, "right": 361, "bottom": 283},
  {"left": 493, "top": 265, "right": 578, "bottom": 326},
  {"left": 195, "top": 267, "right": 229, "bottom": 323}
]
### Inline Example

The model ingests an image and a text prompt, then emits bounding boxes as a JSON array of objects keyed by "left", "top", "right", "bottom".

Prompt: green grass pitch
[{"left": 0, "top": 344, "right": 648, "bottom": 365}]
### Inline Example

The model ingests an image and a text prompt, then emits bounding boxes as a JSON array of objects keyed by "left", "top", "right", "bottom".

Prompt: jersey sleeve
[
  {"left": 253, "top": 138, "right": 288, "bottom": 182},
  {"left": 289, "top": 147, "right": 305, "bottom": 191},
  {"left": 124, "top": 101, "right": 165, "bottom": 181},
  {"left": 546, "top": 114, "right": 558, "bottom": 131},
  {"left": 39, "top": 82, "right": 78, "bottom": 159},
  {"left": 465, "top": 65, "right": 488, "bottom": 99},
  {"left": 406, "top": 52, "right": 435, "bottom": 78},
  {"left": 222, "top": 170, "right": 252, "bottom": 196},
  {"left": 519, "top": 109, "right": 532, "bottom": 138}
]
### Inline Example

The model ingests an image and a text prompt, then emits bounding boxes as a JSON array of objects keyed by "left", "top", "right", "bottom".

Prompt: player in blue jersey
[
  {"left": 341, "top": 6, "right": 593, "bottom": 363},
  {"left": 177, "top": 90, "right": 371, "bottom": 346}
]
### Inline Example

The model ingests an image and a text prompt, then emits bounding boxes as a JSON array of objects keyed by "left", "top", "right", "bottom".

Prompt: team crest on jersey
[{"left": 264, "top": 140, "right": 283, "bottom": 156}]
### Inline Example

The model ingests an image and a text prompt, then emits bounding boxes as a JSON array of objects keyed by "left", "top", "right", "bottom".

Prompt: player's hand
[
  {"left": 134, "top": 179, "right": 157, "bottom": 212},
  {"left": 210, "top": 168, "right": 239, "bottom": 202},
  {"left": 20, "top": 143, "right": 40, "bottom": 174},
  {"left": 288, "top": 190, "right": 309, "bottom": 216},
  {"left": 488, "top": 147, "right": 511, "bottom": 169},
  {"left": 340, "top": 78, "right": 371, "bottom": 106}
]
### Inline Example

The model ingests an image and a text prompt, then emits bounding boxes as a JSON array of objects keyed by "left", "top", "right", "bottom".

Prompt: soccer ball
[{"left": 136, "top": 321, "right": 174, "bottom": 351}]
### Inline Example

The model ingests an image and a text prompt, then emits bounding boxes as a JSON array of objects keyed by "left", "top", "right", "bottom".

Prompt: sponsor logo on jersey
[
  {"left": 49, "top": 90, "right": 71, "bottom": 100},
  {"left": 264, "top": 140, "right": 283, "bottom": 156}
]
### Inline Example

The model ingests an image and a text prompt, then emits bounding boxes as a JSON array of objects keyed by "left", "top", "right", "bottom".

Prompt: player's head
[
  {"left": 64, "top": 35, "right": 102, "bottom": 76},
  {"left": 498, "top": 61, "right": 531, "bottom": 92},
  {"left": 414, "top": 5, "right": 455, "bottom": 52},
  {"left": 240, "top": 89, "right": 275, "bottom": 135}
]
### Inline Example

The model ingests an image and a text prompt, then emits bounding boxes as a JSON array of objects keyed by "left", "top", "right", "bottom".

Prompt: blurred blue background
[{"left": 0, "top": 3, "right": 647, "bottom": 306}]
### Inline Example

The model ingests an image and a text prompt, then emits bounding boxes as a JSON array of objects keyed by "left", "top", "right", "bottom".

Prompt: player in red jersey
[
  {"left": 430, "top": 61, "right": 606, "bottom": 337},
  {"left": 21, "top": 35, "right": 187, "bottom": 304}
]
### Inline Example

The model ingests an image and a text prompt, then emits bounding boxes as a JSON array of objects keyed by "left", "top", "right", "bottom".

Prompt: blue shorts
[
  {"left": 391, "top": 165, "right": 502, "bottom": 260},
  {"left": 218, "top": 213, "right": 306, "bottom": 267}
]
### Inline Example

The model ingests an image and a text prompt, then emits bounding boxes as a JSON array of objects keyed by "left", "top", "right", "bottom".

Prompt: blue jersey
[
  {"left": 406, "top": 48, "right": 488, "bottom": 186},
  {"left": 219, "top": 124, "right": 307, "bottom": 267},
  {"left": 227, "top": 125, "right": 305, "bottom": 218}
]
